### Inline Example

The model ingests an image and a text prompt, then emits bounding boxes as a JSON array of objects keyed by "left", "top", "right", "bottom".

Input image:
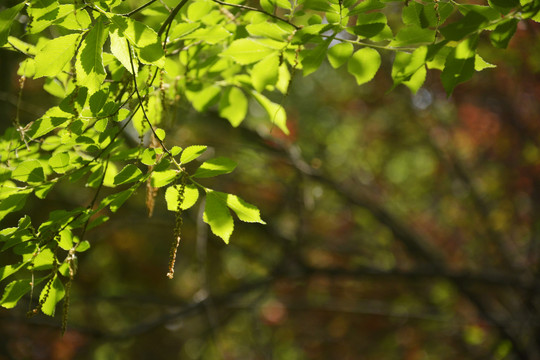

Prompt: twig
[{"left": 120, "top": 0, "right": 158, "bottom": 16}]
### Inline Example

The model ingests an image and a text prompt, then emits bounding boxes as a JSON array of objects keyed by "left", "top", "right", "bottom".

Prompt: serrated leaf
[
  {"left": 76, "top": 240, "right": 90, "bottom": 252},
  {"left": 0, "top": 2, "right": 25, "bottom": 47},
  {"left": 165, "top": 184, "right": 199, "bottom": 211},
  {"left": 391, "top": 46, "right": 428, "bottom": 86},
  {"left": 109, "top": 15, "right": 164, "bottom": 67},
  {"left": 180, "top": 145, "right": 207, "bottom": 164},
  {"left": 474, "top": 54, "right": 496, "bottom": 71},
  {"left": 490, "top": 19, "right": 518, "bottom": 49},
  {"left": 251, "top": 91, "right": 289, "bottom": 135},
  {"left": 75, "top": 17, "right": 108, "bottom": 93},
  {"left": 40, "top": 275, "right": 65, "bottom": 316},
  {"left": 402, "top": 66, "right": 426, "bottom": 94},
  {"left": 219, "top": 87, "right": 248, "bottom": 127},
  {"left": 151, "top": 169, "right": 178, "bottom": 187},
  {"left": 441, "top": 37, "right": 478, "bottom": 96},
  {"left": 109, "top": 28, "right": 136, "bottom": 74},
  {"left": 33, "top": 248, "right": 54, "bottom": 269},
  {"left": 170, "top": 22, "right": 200, "bottom": 39},
  {"left": 194, "top": 157, "right": 237, "bottom": 178},
  {"left": 58, "top": 228, "right": 74, "bottom": 250},
  {"left": 302, "top": 38, "right": 331, "bottom": 76},
  {"left": 49, "top": 152, "right": 70, "bottom": 174},
  {"left": 389, "top": 25, "right": 435, "bottom": 47},
  {"left": 0, "top": 190, "right": 32, "bottom": 222},
  {"left": 203, "top": 191, "right": 234, "bottom": 243},
  {"left": 327, "top": 42, "right": 353, "bottom": 69},
  {"left": 226, "top": 194, "right": 265, "bottom": 224},
  {"left": 0, "top": 262, "right": 28, "bottom": 282},
  {"left": 221, "top": 39, "right": 278, "bottom": 65},
  {"left": 0, "top": 278, "right": 34, "bottom": 309},
  {"left": 246, "top": 22, "right": 293, "bottom": 41},
  {"left": 113, "top": 164, "right": 143, "bottom": 185},
  {"left": 141, "top": 148, "right": 157, "bottom": 165},
  {"left": 251, "top": 54, "right": 279, "bottom": 92},
  {"left": 185, "top": 85, "right": 221, "bottom": 112},
  {"left": 439, "top": 11, "right": 488, "bottom": 41},
  {"left": 12, "top": 160, "right": 45, "bottom": 184},
  {"left": 34, "top": 34, "right": 80, "bottom": 78},
  {"left": 347, "top": 48, "right": 380, "bottom": 86}
]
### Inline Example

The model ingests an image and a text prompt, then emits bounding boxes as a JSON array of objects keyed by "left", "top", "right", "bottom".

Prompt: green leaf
[
  {"left": 246, "top": 22, "right": 293, "bottom": 42},
  {"left": 151, "top": 170, "right": 178, "bottom": 187},
  {"left": 349, "top": 0, "right": 384, "bottom": 15},
  {"left": 474, "top": 54, "right": 496, "bottom": 71},
  {"left": 170, "top": 22, "right": 200, "bottom": 39},
  {"left": 109, "top": 15, "right": 165, "bottom": 67},
  {"left": 34, "top": 34, "right": 80, "bottom": 78},
  {"left": 0, "top": 278, "right": 34, "bottom": 309},
  {"left": 219, "top": 87, "right": 248, "bottom": 127},
  {"left": 327, "top": 42, "right": 354, "bottom": 69},
  {"left": 113, "top": 164, "right": 143, "bottom": 185},
  {"left": 48, "top": 152, "right": 71, "bottom": 174},
  {"left": 226, "top": 194, "right": 265, "bottom": 224},
  {"left": 165, "top": 184, "right": 200, "bottom": 211},
  {"left": 221, "top": 39, "right": 278, "bottom": 65},
  {"left": 389, "top": 25, "right": 435, "bottom": 47},
  {"left": 75, "top": 17, "right": 108, "bottom": 93},
  {"left": 347, "top": 48, "right": 381, "bottom": 86},
  {"left": 0, "top": 190, "right": 32, "bottom": 222},
  {"left": 194, "top": 157, "right": 237, "bottom": 178},
  {"left": 141, "top": 148, "right": 158, "bottom": 166},
  {"left": 185, "top": 85, "right": 221, "bottom": 112},
  {"left": 391, "top": 46, "right": 428, "bottom": 87},
  {"left": 109, "top": 28, "right": 136, "bottom": 74},
  {"left": 0, "top": 2, "right": 25, "bottom": 47},
  {"left": 439, "top": 11, "right": 488, "bottom": 41},
  {"left": 441, "top": 37, "right": 478, "bottom": 96},
  {"left": 180, "top": 145, "right": 207, "bottom": 164},
  {"left": 58, "top": 228, "right": 74, "bottom": 250},
  {"left": 402, "top": 66, "right": 426, "bottom": 94},
  {"left": 76, "top": 240, "right": 90, "bottom": 252},
  {"left": 33, "top": 248, "right": 55, "bottom": 270},
  {"left": 251, "top": 54, "right": 279, "bottom": 92},
  {"left": 489, "top": 0, "right": 520, "bottom": 14},
  {"left": 203, "top": 191, "right": 234, "bottom": 243},
  {"left": 182, "top": 25, "right": 232, "bottom": 45},
  {"left": 251, "top": 91, "right": 289, "bottom": 135},
  {"left": 351, "top": 13, "right": 388, "bottom": 39},
  {"left": 12, "top": 160, "right": 45, "bottom": 184},
  {"left": 301, "top": 38, "right": 331, "bottom": 76},
  {"left": 0, "top": 262, "right": 29, "bottom": 282},
  {"left": 490, "top": 19, "right": 518, "bottom": 49},
  {"left": 40, "top": 275, "right": 65, "bottom": 316}
]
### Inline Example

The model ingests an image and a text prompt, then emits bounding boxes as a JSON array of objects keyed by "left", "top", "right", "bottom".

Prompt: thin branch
[
  {"left": 211, "top": 0, "right": 300, "bottom": 30},
  {"left": 158, "top": 0, "right": 190, "bottom": 37},
  {"left": 126, "top": 40, "right": 173, "bottom": 159},
  {"left": 120, "top": 0, "right": 158, "bottom": 16}
]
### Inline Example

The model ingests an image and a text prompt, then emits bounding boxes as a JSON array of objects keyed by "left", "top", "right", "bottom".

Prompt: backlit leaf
[
  {"left": 180, "top": 145, "right": 207, "bottom": 164},
  {"left": 219, "top": 87, "right": 248, "bottom": 127},
  {"left": 75, "top": 17, "right": 108, "bottom": 93},
  {"left": 203, "top": 191, "right": 234, "bottom": 243},
  {"left": 347, "top": 48, "right": 381, "bottom": 86},
  {"left": 194, "top": 157, "right": 237, "bottom": 178},
  {"left": 34, "top": 34, "right": 80, "bottom": 78},
  {"left": 165, "top": 184, "right": 199, "bottom": 211}
]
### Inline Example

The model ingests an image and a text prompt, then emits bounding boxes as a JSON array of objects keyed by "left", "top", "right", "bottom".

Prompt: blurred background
[{"left": 2, "top": 5, "right": 540, "bottom": 360}]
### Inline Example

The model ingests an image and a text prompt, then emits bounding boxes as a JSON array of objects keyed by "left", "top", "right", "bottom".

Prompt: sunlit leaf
[
  {"left": 203, "top": 191, "right": 234, "bottom": 243},
  {"left": 347, "top": 48, "right": 381, "bottom": 86}
]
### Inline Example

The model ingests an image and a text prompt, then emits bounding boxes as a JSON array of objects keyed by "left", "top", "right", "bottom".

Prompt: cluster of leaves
[{"left": 0, "top": 0, "right": 538, "bottom": 323}]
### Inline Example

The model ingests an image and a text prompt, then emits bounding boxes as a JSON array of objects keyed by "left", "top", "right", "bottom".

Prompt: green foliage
[{"left": 0, "top": 0, "right": 533, "bottom": 322}]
